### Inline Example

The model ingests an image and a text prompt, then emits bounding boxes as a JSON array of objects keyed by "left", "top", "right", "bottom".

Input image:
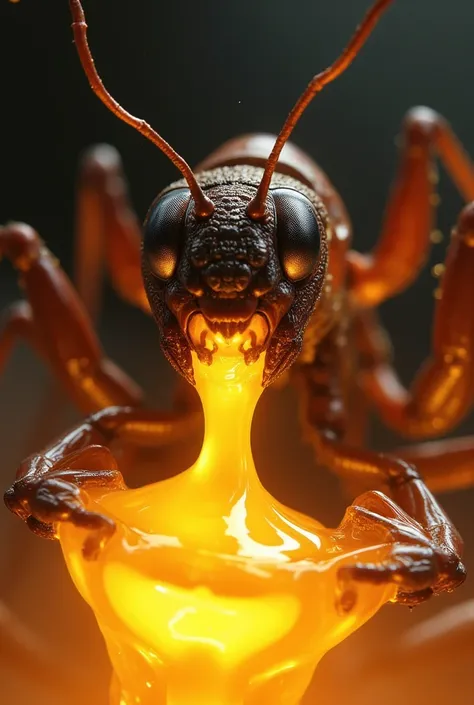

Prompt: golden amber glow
[
  {"left": 104, "top": 562, "right": 300, "bottom": 667},
  {"left": 58, "top": 339, "right": 396, "bottom": 705}
]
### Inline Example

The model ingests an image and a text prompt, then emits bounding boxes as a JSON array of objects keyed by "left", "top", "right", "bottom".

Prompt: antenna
[
  {"left": 247, "top": 0, "right": 395, "bottom": 219},
  {"left": 68, "top": 0, "right": 214, "bottom": 218}
]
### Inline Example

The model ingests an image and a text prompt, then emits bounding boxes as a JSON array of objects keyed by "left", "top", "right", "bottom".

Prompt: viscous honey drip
[{"left": 58, "top": 336, "right": 396, "bottom": 705}]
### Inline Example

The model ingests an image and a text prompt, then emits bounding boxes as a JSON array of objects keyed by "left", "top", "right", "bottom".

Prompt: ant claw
[{"left": 396, "top": 588, "right": 434, "bottom": 606}]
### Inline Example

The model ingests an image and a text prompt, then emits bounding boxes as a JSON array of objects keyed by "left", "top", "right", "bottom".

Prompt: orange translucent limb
[
  {"left": 0, "top": 301, "right": 42, "bottom": 370},
  {"left": 74, "top": 145, "right": 150, "bottom": 319},
  {"left": 354, "top": 203, "right": 474, "bottom": 438},
  {"left": 0, "top": 222, "right": 142, "bottom": 414},
  {"left": 348, "top": 107, "right": 474, "bottom": 306},
  {"left": 395, "top": 436, "right": 474, "bottom": 493}
]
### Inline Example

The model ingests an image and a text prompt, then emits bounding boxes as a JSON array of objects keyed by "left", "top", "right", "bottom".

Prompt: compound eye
[
  {"left": 143, "top": 188, "right": 190, "bottom": 280},
  {"left": 273, "top": 188, "right": 321, "bottom": 282}
]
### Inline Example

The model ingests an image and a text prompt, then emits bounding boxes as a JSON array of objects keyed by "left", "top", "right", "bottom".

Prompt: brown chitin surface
[{"left": 144, "top": 162, "right": 329, "bottom": 387}]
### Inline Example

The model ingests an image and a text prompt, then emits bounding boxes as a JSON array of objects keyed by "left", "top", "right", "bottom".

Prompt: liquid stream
[{"left": 59, "top": 342, "right": 395, "bottom": 705}]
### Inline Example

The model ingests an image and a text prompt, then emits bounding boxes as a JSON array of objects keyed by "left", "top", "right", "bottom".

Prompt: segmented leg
[
  {"left": 354, "top": 201, "right": 474, "bottom": 438},
  {"left": 395, "top": 436, "right": 474, "bottom": 493},
  {"left": 1, "top": 222, "right": 203, "bottom": 555},
  {"left": 299, "top": 393, "right": 466, "bottom": 602},
  {"left": 23, "top": 145, "right": 151, "bottom": 461},
  {"left": 0, "top": 222, "right": 142, "bottom": 414},
  {"left": 74, "top": 145, "right": 150, "bottom": 318},
  {"left": 0, "top": 301, "right": 41, "bottom": 369},
  {"left": 348, "top": 106, "right": 474, "bottom": 306},
  {"left": 335, "top": 485, "right": 464, "bottom": 606},
  {"left": 4, "top": 405, "right": 201, "bottom": 558}
]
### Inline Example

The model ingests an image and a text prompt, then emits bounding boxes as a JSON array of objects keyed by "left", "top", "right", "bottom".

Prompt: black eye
[
  {"left": 273, "top": 188, "right": 321, "bottom": 282},
  {"left": 143, "top": 188, "right": 190, "bottom": 280}
]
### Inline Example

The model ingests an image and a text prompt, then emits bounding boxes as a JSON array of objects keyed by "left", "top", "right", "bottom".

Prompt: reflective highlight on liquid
[{"left": 59, "top": 345, "right": 396, "bottom": 705}]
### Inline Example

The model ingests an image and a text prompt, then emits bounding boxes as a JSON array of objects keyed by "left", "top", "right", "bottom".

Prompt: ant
[{"left": 1, "top": 0, "right": 473, "bottom": 679}]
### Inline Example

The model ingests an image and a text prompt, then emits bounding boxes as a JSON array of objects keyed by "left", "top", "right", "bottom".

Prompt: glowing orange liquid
[{"left": 59, "top": 348, "right": 395, "bottom": 705}]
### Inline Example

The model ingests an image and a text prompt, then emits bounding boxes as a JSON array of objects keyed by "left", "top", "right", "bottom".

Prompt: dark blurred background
[{"left": 0, "top": 0, "right": 473, "bottom": 703}]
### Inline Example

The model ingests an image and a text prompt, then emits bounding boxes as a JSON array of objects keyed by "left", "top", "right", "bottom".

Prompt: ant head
[{"left": 142, "top": 167, "right": 329, "bottom": 385}]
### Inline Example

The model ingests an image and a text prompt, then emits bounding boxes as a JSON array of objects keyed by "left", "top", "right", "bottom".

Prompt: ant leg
[
  {"left": 25, "top": 146, "right": 150, "bottom": 451},
  {"left": 0, "top": 301, "right": 41, "bottom": 369},
  {"left": 337, "top": 491, "right": 441, "bottom": 606},
  {"left": 4, "top": 405, "right": 200, "bottom": 556},
  {"left": 393, "top": 436, "right": 474, "bottom": 493},
  {"left": 348, "top": 106, "right": 474, "bottom": 306},
  {"left": 0, "top": 224, "right": 199, "bottom": 445},
  {"left": 0, "top": 222, "right": 143, "bottom": 414},
  {"left": 307, "top": 426, "right": 466, "bottom": 603},
  {"left": 74, "top": 145, "right": 150, "bottom": 319},
  {"left": 353, "top": 203, "right": 474, "bottom": 438}
]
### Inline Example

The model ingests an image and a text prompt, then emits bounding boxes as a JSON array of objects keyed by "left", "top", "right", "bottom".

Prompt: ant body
[{"left": 1, "top": 0, "right": 474, "bottom": 692}]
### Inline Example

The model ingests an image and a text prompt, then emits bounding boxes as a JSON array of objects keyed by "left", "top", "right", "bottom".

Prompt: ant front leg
[
  {"left": 4, "top": 404, "right": 200, "bottom": 558},
  {"left": 3, "top": 410, "right": 127, "bottom": 558},
  {"left": 294, "top": 334, "right": 465, "bottom": 604},
  {"left": 320, "top": 438, "right": 466, "bottom": 605},
  {"left": 0, "top": 222, "right": 142, "bottom": 414},
  {"left": 394, "top": 435, "right": 474, "bottom": 493},
  {"left": 74, "top": 145, "right": 150, "bottom": 319}
]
